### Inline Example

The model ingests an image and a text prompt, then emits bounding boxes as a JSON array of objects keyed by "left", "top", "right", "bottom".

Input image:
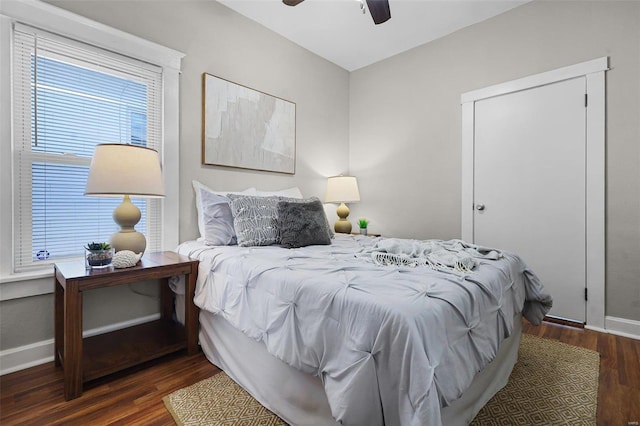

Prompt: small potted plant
[
  {"left": 358, "top": 218, "right": 369, "bottom": 235},
  {"left": 85, "top": 242, "right": 114, "bottom": 269}
]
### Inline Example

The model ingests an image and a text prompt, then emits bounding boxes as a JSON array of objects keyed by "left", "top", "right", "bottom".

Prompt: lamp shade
[
  {"left": 325, "top": 175, "right": 360, "bottom": 203},
  {"left": 85, "top": 144, "right": 165, "bottom": 197}
]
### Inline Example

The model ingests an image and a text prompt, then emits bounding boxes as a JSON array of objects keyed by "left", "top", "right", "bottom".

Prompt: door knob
[{"left": 476, "top": 204, "right": 485, "bottom": 211}]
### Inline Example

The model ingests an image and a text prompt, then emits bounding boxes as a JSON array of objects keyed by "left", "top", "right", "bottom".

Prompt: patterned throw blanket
[{"left": 359, "top": 238, "right": 503, "bottom": 273}]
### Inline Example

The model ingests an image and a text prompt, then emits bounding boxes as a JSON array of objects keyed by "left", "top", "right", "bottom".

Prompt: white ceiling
[{"left": 217, "top": 0, "right": 529, "bottom": 71}]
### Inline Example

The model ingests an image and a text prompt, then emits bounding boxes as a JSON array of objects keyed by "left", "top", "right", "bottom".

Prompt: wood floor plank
[
  {"left": 618, "top": 335, "right": 640, "bottom": 387},
  {"left": 597, "top": 332, "right": 618, "bottom": 370},
  {"left": 0, "top": 351, "right": 220, "bottom": 426},
  {"left": 2, "top": 321, "right": 639, "bottom": 425}
]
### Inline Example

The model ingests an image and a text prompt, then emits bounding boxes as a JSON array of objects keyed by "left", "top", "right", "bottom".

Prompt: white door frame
[{"left": 460, "top": 57, "right": 608, "bottom": 330}]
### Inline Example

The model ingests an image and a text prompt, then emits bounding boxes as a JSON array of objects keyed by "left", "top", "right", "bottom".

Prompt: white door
[{"left": 473, "top": 77, "right": 586, "bottom": 322}]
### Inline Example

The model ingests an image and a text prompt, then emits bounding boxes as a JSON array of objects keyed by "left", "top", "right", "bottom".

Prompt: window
[{"left": 12, "top": 24, "right": 163, "bottom": 271}]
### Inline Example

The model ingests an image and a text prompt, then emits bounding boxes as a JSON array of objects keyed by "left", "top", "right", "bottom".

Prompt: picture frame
[{"left": 202, "top": 73, "right": 296, "bottom": 174}]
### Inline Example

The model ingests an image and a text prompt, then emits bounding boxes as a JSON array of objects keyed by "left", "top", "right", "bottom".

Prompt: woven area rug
[
  {"left": 163, "top": 372, "right": 286, "bottom": 426},
  {"left": 472, "top": 334, "right": 599, "bottom": 425},
  {"left": 163, "top": 334, "right": 599, "bottom": 425}
]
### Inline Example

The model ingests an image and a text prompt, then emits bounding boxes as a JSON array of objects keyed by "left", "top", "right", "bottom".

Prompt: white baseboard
[
  {"left": 0, "top": 313, "right": 160, "bottom": 376},
  {"left": 0, "top": 339, "right": 56, "bottom": 376},
  {"left": 604, "top": 316, "right": 640, "bottom": 340}
]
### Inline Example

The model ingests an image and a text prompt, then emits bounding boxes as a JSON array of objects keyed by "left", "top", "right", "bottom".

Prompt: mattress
[{"left": 172, "top": 235, "right": 550, "bottom": 425}]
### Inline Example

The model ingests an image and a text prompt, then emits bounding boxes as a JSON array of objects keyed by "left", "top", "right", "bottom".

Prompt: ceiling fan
[{"left": 283, "top": 0, "right": 391, "bottom": 25}]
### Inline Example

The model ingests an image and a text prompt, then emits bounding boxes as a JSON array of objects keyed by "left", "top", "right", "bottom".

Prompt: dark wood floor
[
  {"left": 1, "top": 320, "right": 639, "bottom": 425},
  {"left": 0, "top": 352, "right": 220, "bottom": 425}
]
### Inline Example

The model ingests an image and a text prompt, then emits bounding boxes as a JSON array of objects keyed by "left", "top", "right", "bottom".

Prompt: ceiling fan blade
[
  {"left": 365, "top": 0, "right": 391, "bottom": 25},
  {"left": 283, "top": 0, "right": 305, "bottom": 6}
]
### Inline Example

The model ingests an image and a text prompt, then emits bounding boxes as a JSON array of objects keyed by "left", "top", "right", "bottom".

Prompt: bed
[
  {"left": 171, "top": 224, "right": 551, "bottom": 425},
  {"left": 170, "top": 182, "right": 552, "bottom": 424}
]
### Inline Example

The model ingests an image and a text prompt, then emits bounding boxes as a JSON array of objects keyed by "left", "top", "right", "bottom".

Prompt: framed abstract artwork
[{"left": 202, "top": 73, "right": 296, "bottom": 174}]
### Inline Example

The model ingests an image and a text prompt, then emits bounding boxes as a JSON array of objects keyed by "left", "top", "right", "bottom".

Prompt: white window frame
[{"left": 0, "top": 0, "right": 184, "bottom": 299}]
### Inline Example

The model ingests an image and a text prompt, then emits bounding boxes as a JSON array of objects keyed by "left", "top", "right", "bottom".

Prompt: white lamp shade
[
  {"left": 325, "top": 175, "right": 360, "bottom": 203},
  {"left": 85, "top": 144, "right": 165, "bottom": 198}
]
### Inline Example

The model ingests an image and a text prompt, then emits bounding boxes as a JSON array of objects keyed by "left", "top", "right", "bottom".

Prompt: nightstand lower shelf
[{"left": 82, "top": 319, "right": 186, "bottom": 382}]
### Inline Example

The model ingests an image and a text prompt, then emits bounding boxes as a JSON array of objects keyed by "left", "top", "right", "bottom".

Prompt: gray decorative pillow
[
  {"left": 280, "top": 196, "right": 334, "bottom": 239},
  {"left": 277, "top": 198, "right": 332, "bottom": 248},
  {"left": 227, "top": 194, "right": 281, "bottom": 247}
]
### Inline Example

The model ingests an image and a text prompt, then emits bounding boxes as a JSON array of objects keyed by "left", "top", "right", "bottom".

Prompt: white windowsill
[{"left": 0, "top": 268, "right": 53, "bottom": 284}]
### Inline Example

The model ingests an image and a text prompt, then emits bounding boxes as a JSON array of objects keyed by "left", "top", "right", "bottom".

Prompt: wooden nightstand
[{"left": 54, "top": 251, "right": 199, "bottom": 401}]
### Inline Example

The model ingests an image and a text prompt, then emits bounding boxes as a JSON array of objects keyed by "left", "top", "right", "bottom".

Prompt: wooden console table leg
[
  {"left": 185, "top": 264, "right": 199, "bottom": 355},
  {"left": 63, "top": 281, "right": 83, "bottom": 400}
]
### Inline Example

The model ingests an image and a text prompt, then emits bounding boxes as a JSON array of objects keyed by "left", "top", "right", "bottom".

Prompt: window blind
[{"left": 12, "top": 23, "right": 164, "bottom": 271}]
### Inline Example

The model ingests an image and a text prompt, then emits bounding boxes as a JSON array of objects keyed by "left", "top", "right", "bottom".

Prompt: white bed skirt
[
  {"left": 177, "top": 292, "right": 522, "bottom": 426},
  {"left": 200, "top": 311, "right": 337, "bottom": 425}
]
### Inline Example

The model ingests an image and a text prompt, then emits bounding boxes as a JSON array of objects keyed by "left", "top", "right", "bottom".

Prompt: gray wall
[
  {"left": 0, "top": 0, "right": 349, "bottom": 351},
  {"left": 349, "top": 0, "right": 640, "bottom": 321}
]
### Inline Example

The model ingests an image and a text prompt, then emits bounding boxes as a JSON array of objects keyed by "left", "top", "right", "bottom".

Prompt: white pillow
[
  {"left": 199, "top": 191, "right": 237, "bottom": 245},
  {"left": 192, "top": 180, "right": 256, "bottom": 244},
  {"left": 255, "top": 187, "right": 303, "bottom": 199}
]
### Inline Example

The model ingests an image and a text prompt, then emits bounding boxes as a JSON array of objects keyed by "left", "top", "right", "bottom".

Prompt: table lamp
[
  {"left": 85, "top": 143, "right": 165, "bottom": 254},
  {"left": 325, "top": 175, "right": 360, "bottom": 234}
]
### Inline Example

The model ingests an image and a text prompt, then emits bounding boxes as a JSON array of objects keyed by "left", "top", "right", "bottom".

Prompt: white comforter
[{"left": 175, "top": 235, "right": 551, "bottom": 426}]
